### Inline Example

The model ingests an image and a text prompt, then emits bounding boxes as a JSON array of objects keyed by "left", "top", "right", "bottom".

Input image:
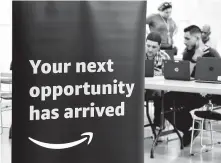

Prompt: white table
[
  {"left": 145, "top": 76, "right": 221, "bottom": 95},
  {"left": 144, "top": 76, "right": 221, "bottom": 158}
]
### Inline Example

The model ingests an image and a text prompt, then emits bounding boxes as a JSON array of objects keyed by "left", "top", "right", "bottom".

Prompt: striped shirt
[{"left": 146, "top": 50, "right": 170, "bottom": 76}]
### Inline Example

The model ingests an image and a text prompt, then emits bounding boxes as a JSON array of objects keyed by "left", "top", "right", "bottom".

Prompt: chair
[
  {"left": 0, "top": 72, "right": 12, "bottom": 135},
  {"left": 190, "top": 100, "right": 221, "bottom": 156}
]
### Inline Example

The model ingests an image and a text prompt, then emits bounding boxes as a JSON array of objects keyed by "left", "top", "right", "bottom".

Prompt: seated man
[
  {"left": 164, "top": 25, "right": 221, "bottom": 147},
  {"left": 145, "top": 32, "right": 170, "bottom": 128},
  {"left": 201, "top": 24, "right": 213, "bottom": 48}
]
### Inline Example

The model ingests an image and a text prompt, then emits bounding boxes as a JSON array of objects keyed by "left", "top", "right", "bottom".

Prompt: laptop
[
  {"left": 145, "top": 60, "right": 154, "bottom": 77},
  {"left": 164, "top": 60, "right": 191, "bottom": 81},
  {"left": 195, "top": 57, "right": 221, "bottom": 83}
]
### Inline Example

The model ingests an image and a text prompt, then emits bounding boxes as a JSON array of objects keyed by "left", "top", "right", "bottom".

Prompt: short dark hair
[
  {"left": 184, "top": 25, "right": 202, "bottom": 35},
  {"left": 146, "top": 32, "right": 162, "bottom": 45}
]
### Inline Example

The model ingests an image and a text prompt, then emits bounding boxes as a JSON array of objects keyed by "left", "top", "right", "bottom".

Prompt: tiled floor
[
  {"left": 1, "top": 106, "right": 11, "bottom": 163},
  {"left": 0, "top": 128, "right": 11, "bottom": 163},
  {"left": 144, "top": 128, "right": 221, "bottom": 163},
  {"left": 144, "top": 104, "right": 221, "bottom": 163},
  {"left": 1, "top": 107, "right": 221, "bottom": 163}
]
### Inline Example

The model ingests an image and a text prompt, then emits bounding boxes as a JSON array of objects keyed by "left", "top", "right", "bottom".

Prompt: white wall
[
  {"left": 0, "top": 0, "right": 12, "bottom": 72},
  {"left": 147, "top": 0, "right": 221, "bottom": 57},
  {"left": 0, "top": 0, "right": 12, "bottom": 129},
  {"left": 1, "top": 0, "right": 221, "bottom": 70}
]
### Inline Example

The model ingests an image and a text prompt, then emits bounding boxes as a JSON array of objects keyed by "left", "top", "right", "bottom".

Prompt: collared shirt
[{"left": 146, "top": 50, "right": 170, "bottom": 76}]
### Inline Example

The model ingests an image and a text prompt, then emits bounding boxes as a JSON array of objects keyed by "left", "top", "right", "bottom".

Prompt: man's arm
[
  {"left": 146, "top": 14, "right": 154, "bottom": 25},
  {"left": 182, "top": 49, "right": 188, "bottom": 60},
  {"left": 146, "top": 15, "right": 153, "bottom": 36},
  {"left": 189, "top": 62, "right": 196, "bottom": 76},
  {"left": 181, "top": 49, "right": 196, "bottom": 76},
  {"left": 172, "top": 20, "right": 178, "bottom": 36}
]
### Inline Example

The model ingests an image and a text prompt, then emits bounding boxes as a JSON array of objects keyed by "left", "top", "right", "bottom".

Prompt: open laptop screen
[{"left": 195, "top": 57, "right": 221, "bottom": 83}]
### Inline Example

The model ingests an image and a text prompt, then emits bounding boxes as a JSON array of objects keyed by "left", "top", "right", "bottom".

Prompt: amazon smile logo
[{"left": 28, "top": 132, "right": 93, "bottom": 149}]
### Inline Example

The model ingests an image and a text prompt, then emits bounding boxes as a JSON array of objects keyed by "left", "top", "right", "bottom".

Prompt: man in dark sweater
[
  {"left": 164, "top": 25, "right": 221, "bottom": 147},
  {"left": 182, "top": 25, "right": 220, "bottom": 77}
]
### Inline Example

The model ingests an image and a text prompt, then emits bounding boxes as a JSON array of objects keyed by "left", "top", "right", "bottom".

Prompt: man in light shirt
[{"left": 145, "top": 32, "right": 170, "bottom": 128}]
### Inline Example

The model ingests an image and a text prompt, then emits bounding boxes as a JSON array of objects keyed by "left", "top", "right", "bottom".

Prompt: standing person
[
  {"left": 145, "top": 32, "right": 170, "bottom": 128},
  {"left": 146, "top": 2, "right": 177, "bottom": 59}
]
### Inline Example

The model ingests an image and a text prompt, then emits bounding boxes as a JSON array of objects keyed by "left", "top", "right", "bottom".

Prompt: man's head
[
  {"left": 158, "top": 2, "right": 172, "bottom": 19},
  {"left": 201, "top": 24, "right": 211, "bottom": 42},
  {"left": 146, "top": 32, "right": 161, "bottom": 59},
  {"left": 184, "top": 25, "right": 202, "bottom": 50}
]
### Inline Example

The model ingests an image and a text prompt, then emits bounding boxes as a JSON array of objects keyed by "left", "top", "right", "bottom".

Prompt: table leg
[
  {"left": 150, "top": 90, "right": 184, "bottom": 158},
  {"left": 171, "top": 124, "right": 183, "bottom": 149},
  {"left": 172, "top": 102, "right": 183, "bottom": 149},
  {"left": 150, "top": 90, "right": 165, "bottom": 158},
  {"left": 150, "top": 128, "right": 162, "bottom": 158}
]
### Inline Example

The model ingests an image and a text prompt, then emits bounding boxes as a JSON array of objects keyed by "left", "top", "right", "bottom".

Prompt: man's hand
[
  {"left": 192, "top": 44, "right": 210, "bottom": 61},
  {"left": 154, "top": 71, "right": 162, "bottom": 76},
  {"left": 200, "top": 93, "right": 207, "bottom": 97},
  {"left": 154, "top": 68, "right": 163, "bottom": 76}
]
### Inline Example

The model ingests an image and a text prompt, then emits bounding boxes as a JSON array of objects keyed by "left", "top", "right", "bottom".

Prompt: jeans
[
  {"left": 164, "top": 92, "right": 209, "bottom": 133},
  {"left": 145, "top": 89, "right": 162, "bottom": 126}
]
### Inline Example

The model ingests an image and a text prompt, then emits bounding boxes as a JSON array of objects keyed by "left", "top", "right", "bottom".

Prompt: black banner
[{"left": 12, "top": 1, "right": 146, "bottom": 163}]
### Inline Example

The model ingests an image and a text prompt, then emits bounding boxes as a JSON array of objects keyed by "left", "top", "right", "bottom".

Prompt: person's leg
[
  {"left": 145, "top": 90, "right": 164, "bottom": 130},
  {"left": 145, "top": 89, "right": 153, "bottom": 100},
  {"left": 153, "top": 97, "right": 161, "bottom": 127},
  {"left": 163, "top": 91, "right": 192, "bottom": 132},
  {"left": 180, "top": 93, "right": 208, "bottom": 146},
  {"left": 152, "top": 90, "right": 162, "bottom": 127},
  {"left": 211, "top": 95, "right": 221, "bottom": 106},
  {"left": 145, "top": 89, "right": 159, "bottom": 138},
  {"left": 144, "top": 89, "right": 155, "bottom": 120},
  {"left": 180, "top": 93, "right": 208, "bottom": 112},
  {"left": 164, "top": 92, "right": 206, "bottom": 146}
]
